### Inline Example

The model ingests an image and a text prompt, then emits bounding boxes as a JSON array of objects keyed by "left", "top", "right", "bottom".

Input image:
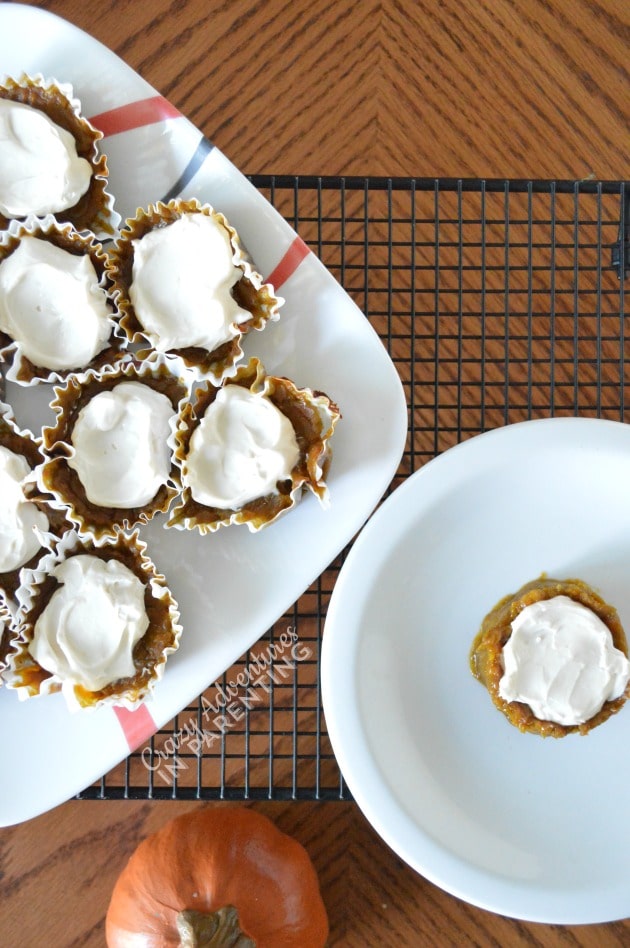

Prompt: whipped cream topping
[
  {"left": 129, "top": 213, "right": 251, "bottom": 352},
  {"left": 0, "top": 98, "right": 92, "bottom": 217},
  {"left": 0, "top": 445, "right": 48, "bottom": 573},
  {"left": 67, "top": 381, "right": 175, "bottom": 508},
  {"left": 0, "top": 236, "right": 113, "bottom": 371},
  {"left": 29, "top": 553, "right": 149, "bottom": 692},
  {"left": 499, "top": 595, "right": 630, "bottom": 725},
  {"left": 184, "top": 384, "right": 300, "bottom": 509}
]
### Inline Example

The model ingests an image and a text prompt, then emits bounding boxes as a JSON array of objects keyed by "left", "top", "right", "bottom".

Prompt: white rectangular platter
[{"left": 0, "top": 2, "right": 407, "bottom": 826}]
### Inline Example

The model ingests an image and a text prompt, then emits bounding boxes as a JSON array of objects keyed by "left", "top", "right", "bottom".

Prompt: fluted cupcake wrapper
[
  {"left": 0, "top": 74, "right": 120, "bottom": 238},
  {"left": 106, "top": 199, "right": 282, "bottom": 384},
  {"left": 5, "top": 528, "right": 182, "bottom": 711},
  {"left": 0, "top": 215, "right": 128, "bottom": 386},
  {"left": 167, "top": 356, "right": 341, "bottom": 534},
  {"left": 38, "top": 355, "right": 191, "bottom": 540},
  {"left": 0, "top": 401, "right": 70, "bottom": 605},
  {"left": 0, "top": 595, "right": 15, "bottom": 683}
]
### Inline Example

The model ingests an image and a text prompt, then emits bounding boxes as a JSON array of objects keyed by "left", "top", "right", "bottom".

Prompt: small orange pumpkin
[{"left": 105, "top": 806, "right": 329, "bottom": 947}]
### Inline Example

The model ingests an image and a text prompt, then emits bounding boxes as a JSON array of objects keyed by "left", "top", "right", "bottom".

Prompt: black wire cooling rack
[{"left": 78, "top": 175, "right": 629, "bottom": 802}]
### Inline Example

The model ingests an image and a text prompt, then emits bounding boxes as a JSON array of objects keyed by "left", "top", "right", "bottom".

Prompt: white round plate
[{"left": 322, "top": 417, "right": 630, "bottom": 924}]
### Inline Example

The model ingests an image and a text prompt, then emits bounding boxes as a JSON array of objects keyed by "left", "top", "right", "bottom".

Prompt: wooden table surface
[{"left": 1, "top": 1, "right": 629, "bottom": 946}]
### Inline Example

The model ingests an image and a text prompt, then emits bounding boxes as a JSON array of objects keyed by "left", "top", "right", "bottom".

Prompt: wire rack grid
[{"left": 79, "top": 175, "right": 629, "bottom": 802}]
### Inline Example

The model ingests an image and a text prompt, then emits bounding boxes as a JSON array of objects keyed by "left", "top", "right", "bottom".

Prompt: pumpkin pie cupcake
[
  {"left": 470, "top": 575, "right": 630, "bottom": 737},
  {"left": 6, "top": 528, "right": 182, "bottom": 710},
  {"left": 0, "top": 402, "right": 61, "bottom": 602},
  {"left": 39, "top": 359, "right": 188, "bottom": 538},
  {"left": 0, "top": 217, "right": 126, "bottom": 385},
  {"left": 0, "top": 74, "right": 117, "bottom": 237},
  {"left": 168, "top": 357, "right": 340, "bottom": 533},
  {"left": 107, "top": 199, "right": 281, "bottom": 382}
]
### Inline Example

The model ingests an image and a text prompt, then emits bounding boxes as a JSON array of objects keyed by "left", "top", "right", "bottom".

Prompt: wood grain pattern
[
  {"left": 22, "top": 0, "right": 630, "bottom": 180},
  {"left": 1, "top": 0, "right": 630, "bottom": 946},
  {"left": 3, "top": 800, "right": 630, "bottom": 946}
]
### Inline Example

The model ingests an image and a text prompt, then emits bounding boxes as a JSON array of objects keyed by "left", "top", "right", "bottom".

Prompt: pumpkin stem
[{"left": 176, "top": 906, "right": 256, "bottom": 947}]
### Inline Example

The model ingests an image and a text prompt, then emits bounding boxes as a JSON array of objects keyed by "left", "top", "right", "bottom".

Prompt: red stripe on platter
[
  {"left": 266, "top": 236, "right": 311, "bottom": 288},
  {"left": 114, "top": 703, "right": 157, "bottom": 751},
  {"left": 88, "top": 96, "right": 182, "bottom": 137}
]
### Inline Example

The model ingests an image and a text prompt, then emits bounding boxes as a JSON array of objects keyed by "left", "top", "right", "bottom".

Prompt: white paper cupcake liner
[
  {"left": 38, "top": 356, "right": 191, "bottom": 540},
  {"left": 5, "top": 528, "right": 182, "bottom": 711},
  {"left": 0, "top": 215, "right": 128, "bottom": 386},
  {"left": 0, "top": 73, "right": 120, "bottom": 239},
  {"left": 107, "top": 199, "right": 282, "bottom": 384},
  {"left": 168, "top": 357, "right": 341, "bottom": 534},
  {"left": 0, "top": 401, "right": 69, "bottom": 604},
  {"left": 0, "top": 596, "right": 15, "bottom": 682}
]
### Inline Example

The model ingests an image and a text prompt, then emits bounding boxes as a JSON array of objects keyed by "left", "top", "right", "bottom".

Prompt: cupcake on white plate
[
  {"left": 0, "top": 73, "right": 118, "bottom": 237},
  {"left": 107, "top": 199, "right": 282, "bottom": 383},
  {"left": 39, "top": 359, "right": 188, "bottom": 539},
  {"left": 0, "top": 217, "right": 126, "bottom": 385},
  {"left": 5, "top": 529, "right": 182, "bottom": 710},
  {"left": 0, "top": 402, "right": 63, "bottom": 603},
  {"left": 168, "top": 357, "right": 340, "bottom": 533}
]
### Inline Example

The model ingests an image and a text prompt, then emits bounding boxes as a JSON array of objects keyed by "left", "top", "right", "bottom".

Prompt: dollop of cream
[
  {"left": 0, "top": 236, "right": 113, "bottom": 371},
  {"left": 29, "top": 554, "right": 149, "bottom": 692},
  {"left": 0, "top": 445, "right": 48, "bottom": 573},
  {"left": 129, "top": 213, "right": 251, "bottom": 351},
  {"left": 67, "top": 381, "right": 174, "bottom": 508},
  {"left": 0, "top": 98, "right": 92, "bottom": 217},
  {"left": 499, "top": 595, "right": 630, "bottom": 725},
  {"left": 184, "top": 385, "right": 300, "bottom": 509}
]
